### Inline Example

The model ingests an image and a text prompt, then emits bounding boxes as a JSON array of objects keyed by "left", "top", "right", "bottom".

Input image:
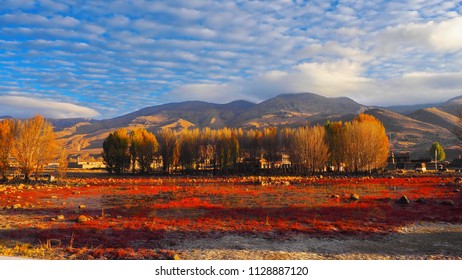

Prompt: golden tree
[
  {"left": 11, "top": 115, "right": 59, "bottom": 181},
  {"left": 292, "top": 125, "right": 330, "bottom": 174},
  {"left": 156, "top": 128, "right": 178, "bottom": 173},
  {"left": 343, "top": 114, "right": 389, "bottom": 172},
  {"left": 0, "top": 119, "right": 14, "bottom": 180},
  {"left": 178, "top": 128, "right": 200, "bottom": 172},
  {"left": 216, "top": 128, "right": 240, "bottom": 173},
  {"left": 56, "top": 146, "right": 69, "bottom": 181},
  {"left": 129, "top": 128, "right": 159, "bottom": 174}
]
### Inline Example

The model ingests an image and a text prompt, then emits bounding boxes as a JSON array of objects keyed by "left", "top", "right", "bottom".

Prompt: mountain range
[{"left": 40, "top": 93, "right": 462, "bottom": 161}]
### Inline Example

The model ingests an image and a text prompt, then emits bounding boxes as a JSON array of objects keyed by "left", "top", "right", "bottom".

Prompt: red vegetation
[{"left": 0, "top": 175, "right": 461, "bottom": 259}]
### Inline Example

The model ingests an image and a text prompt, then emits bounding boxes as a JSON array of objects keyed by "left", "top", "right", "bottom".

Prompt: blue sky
[{"left": 1, "top": 0, "right": 462, "bottom": 119}]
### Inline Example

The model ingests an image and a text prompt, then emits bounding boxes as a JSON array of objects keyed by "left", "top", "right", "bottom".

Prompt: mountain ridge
[{"left": 13, "top": 92, "right": 460, "bottom": 161}]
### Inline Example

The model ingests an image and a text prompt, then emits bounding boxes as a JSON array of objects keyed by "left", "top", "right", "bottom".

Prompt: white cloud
[
  {"left": 0, "top": 95, "right": 100, "bottom": 118},
  {"left": 377, "top": 16, "right": 462, "bottom": 53},
  {"left": 2, "top": 0, "right": 462, "bottom": 118},
  {"left": 168, "top": 60, "right": 370, "bottom": 103}
]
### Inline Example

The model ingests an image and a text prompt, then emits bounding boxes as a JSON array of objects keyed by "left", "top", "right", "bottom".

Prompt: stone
[
  {"left": 56, "top": 215, "right": 65, "bottom": 221},
  {"left": 454, "top": 177, "right": 462, "bottom": 183},
  {"left": 76, "top": 215, "right": 89, "bottom": 223},
  {"left": 78, "top": 204, "right": 86, "bottom": 209},
  {"left": 397, "top": 195, "right": 410, "bottom": 204},
  {"left": 51, "top": 196, "right": 58, "bottom": 199},
  {"left": 441, "top": 200, "right": 454, "bottom": 206},
  {"left": 12, "top": 204, "right": 22, "bottom": 209},
  {"left": 454, "top": 189, "right": 460, "bottom": 193},
  {"left": 350, "top": 193, "right": 360, "bottom": 201},
  {"left": 331, "top": 194, "right": 340, "bottom": 199},
  {"left": 49, "top": 239, "right": 61, "bottom": 247}
]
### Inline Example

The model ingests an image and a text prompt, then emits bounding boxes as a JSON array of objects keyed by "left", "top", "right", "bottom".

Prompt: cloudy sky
[{"left": 1, "top": 0, "right": 462, "bottom": 119}]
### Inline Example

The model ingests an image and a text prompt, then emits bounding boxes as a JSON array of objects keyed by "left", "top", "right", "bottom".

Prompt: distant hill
[
  {"left": 8, "top": 92, "right": 457, "bottom": 161},
  {"left": 48, "top": 118, "right": 96, "bottom": 130},
  {"left": 385, "top": 103, "right": 442, "bottom": 115},
  {"left": 75, "top": 100, "right": 256, "bottom": 135},
  {"left": 438, "top": 95, "right": 462, "bottom": 116},
  {"left": 408, "top": 107, "right": 459, "bottom": 133},
  {"left": 363, "top": 108, "right": 457, "bottom": 159},
  {"left": 233, "top": 93, "right": 367, "bottom": 128}
]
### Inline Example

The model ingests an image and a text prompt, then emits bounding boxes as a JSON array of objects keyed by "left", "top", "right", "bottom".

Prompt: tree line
[
  {"left": 102, "top": 113, "right": 390, "bottom": 175},
  {"left": 0, "top": 115, "right": 66, "bottom": 181}
]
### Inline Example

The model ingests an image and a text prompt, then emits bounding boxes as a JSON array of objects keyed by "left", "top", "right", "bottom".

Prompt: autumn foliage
[
  {"left": 0, "top": 115, "right": 59, "bottom": 181},
  {"left": 102, "top": 113, "right": 390, "bottom": 175}
]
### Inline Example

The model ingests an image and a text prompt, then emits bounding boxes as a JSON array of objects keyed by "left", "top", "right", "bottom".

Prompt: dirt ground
[{"left": 174, "top": 222, "right": 462, "bottom": 260}]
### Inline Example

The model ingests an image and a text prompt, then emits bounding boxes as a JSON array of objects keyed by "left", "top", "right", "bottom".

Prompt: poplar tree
[
  {"left": 130, "top": 128, "right": 158, "bottom": 174},
  {"left": 102, "top": 128, "right": 130, "bottom": 174},
  {"left": 0, "top": 119, "right": 14, "bottom": 180},
  {"left": 11, "top": 115, "right": 58, "bottom": 181}
]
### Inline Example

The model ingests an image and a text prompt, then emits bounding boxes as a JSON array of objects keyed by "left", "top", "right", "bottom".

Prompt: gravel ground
[{"left": 174, "top": 222, "right": 462, "bottom": 260}]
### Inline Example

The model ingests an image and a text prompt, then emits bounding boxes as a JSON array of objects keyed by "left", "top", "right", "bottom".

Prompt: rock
[
  {"left": 76, "top": 215, "right": 89, "bottom": 223},
  {"left": 49, "top": 239, "right": 61, "bottom": 247},
  {"left": 78, "top": 204, "right": 86, "bottom": 209},
  {"left": 283, "top": 181, "right": 290, "bottom": 186},
  {"left": 12, "top": 204, "right": 22, "bottom": 209},
  {"left": 441, "top": 200, "right": 454, "bottom": 206},
  {"left": 454, "top": 189, "right": 460, "bottom": 193},
  {"left": 331, "top": 194, "right": 340, "bottom": 199},
  {"left": 116, "top": 215, "right": 122, "bottom": 219},
  {"left": 455, "top": 178, "right": 462, "bottom": 184},
  {"left": 397, "top": 195, "right": 410, "bottom": 204},
  {"left": 416, "top": 198, "right": 426, "bottom": 204},
  {"left": 350, "top": 193, "right": 360, "bottom": 201},
  {"left": 56, "top": 215, "right": 65, "bottom": 221},
  {"left": 51, "top": 196, "right": 58, "bottom": 199}
]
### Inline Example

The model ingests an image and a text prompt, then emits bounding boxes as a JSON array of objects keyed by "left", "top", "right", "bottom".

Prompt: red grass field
[{"left": 0, "top": 175, "right": 461, "bottom": 259}]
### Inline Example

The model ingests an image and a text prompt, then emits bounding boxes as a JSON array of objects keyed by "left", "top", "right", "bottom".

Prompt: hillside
[
  {"left": 364, "top": 108, "right": 458, "bottom": 159},
  {"left": 45, "top": 92, "right": 461, "bottom": 161},
  {"left": 438, "top": 95, "right": 462, "bottom": 116},
  {"left": 234, "top": 93, "right": 367, "bottom": 128},
  {"left": 75, "top": 100, "right": 256, "bottom": 135},
  {"left": 408, "top": 107, "right": 459, "bottom": 133}
]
